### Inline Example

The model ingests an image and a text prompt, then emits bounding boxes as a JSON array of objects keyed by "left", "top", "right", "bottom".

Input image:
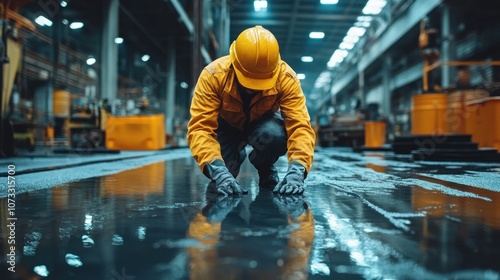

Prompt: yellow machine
[{"left": 411, "top": 18, "right": 500, "bottom": 152}]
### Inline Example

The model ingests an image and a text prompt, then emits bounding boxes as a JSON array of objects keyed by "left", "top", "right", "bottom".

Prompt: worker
[{"left": 187, "top": 26, "right": 316, "bottom": 196}]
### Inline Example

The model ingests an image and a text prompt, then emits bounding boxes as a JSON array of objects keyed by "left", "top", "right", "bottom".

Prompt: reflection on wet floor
[{"left": 1, "top": 147, "right": 500, "bottom": 279}]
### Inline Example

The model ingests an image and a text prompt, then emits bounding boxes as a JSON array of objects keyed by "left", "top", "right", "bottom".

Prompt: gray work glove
[
  {"left": 273, "top": 162, "right": 306, "bottom": 195},
  {"left": 205, "top": 160, "right": 247, "bottom": 196}
]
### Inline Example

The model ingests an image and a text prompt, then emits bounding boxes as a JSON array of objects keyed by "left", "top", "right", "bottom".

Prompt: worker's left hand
[{"left": 273, "top": 162, "right": 306, "bottom": 195}]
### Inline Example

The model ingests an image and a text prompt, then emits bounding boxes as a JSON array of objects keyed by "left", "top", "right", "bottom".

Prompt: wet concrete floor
[{"left": 1, "top": 147, "right": 500, "bottom": 279}]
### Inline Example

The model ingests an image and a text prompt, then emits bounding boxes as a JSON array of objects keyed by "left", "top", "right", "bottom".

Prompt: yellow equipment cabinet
[
  {"left": 446, "top": 89, "right": 489, "bottom": 134},
  {"left": 105, "top": 114, "right": 166, "bottom": 150},
  {"left": 411, "top": 93, "right": 448, "bottom": 135},
  {"left": 466, "top": 97, "right": 500, "bottom": 151},
  {"left": 364, "top": 121, "right": 386, "bottom": 148}
]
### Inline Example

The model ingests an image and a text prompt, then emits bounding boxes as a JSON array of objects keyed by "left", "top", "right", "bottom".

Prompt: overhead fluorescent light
[
  {"left": 342, "top": 34, "right": 360, "bottom": 44},
  {"left": 331, "top": 49, "right": 348, "bottom": 61},
  {"left": 114, "top": 37, "right": 124, "bottom": 44},
  {"left": 180, "top": 82, "right": 189, "bottom": 89},
  {"left": 357, "top": 16, "right": 373, "bottom": 22},
  {"left": 347, "top": 27, "right": 366, "bottom": 37},
  {"left": 309, "top": 32, "right": 325, "bottom": 39},
  {"left": 62, "top": 19, "right": 69, "bottom": 25},
  {"left": 86, "top": 57, "right": 96, "bottom": 66},
  {"left": 141, "top": 54, "right": 151, "bottom": 62},
  {"left": 301, "top": 56, "right": 314, "bottom": 62},
  {"left": 69, "top": 22, "right": 84, "bottom": 29},
  {"left": 362, "top": 0, "right": 387, "bottom": 15},
  {"left": 328, "top": 49, "right": 348, "bottom": 68},
  {"left": 35, "top": 16, "right": 52, "bottom": 27},
  {"left": 327, "top": 61, "right": 338, "bottom": 68},
  {"left": 320, "top": 0, "right": 338, "bottom": 4},
  {"left": 339, "top": 42, "right": 354, "bottom": 50},
  {"left": 297, "top": 73, "right": 306, "bottom": 80},
  {"left": 60, "top": 1, "right": 68, "bottom": 7},
  {"left": 354, "top": 21, "right": 371, "bottom": 28},
  {"left": 254, "top": 0, "right": 267, "bottom": 12}
]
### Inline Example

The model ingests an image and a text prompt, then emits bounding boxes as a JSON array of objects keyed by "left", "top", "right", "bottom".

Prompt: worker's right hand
[
  {"left": 205, "top": 160, "right": 247, "bottom": 196},
  {"left": 273, "top": 161, "right": 306, "bottom": 195}
]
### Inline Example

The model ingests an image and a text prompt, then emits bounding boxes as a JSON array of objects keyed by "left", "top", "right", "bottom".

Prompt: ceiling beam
[
  {"left": 166, "top": 0, "right": 211, "bottom": 64},
  {"left": 231, "top": 19, "right": 289, "bottom": 26},
  {"left": 231, "top": 13, "right": 359, "bottom": 21}
]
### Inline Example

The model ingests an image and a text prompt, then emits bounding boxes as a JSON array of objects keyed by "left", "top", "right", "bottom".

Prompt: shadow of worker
[{"left": 186, "top": 183, "right": 315, "bottom": 280}]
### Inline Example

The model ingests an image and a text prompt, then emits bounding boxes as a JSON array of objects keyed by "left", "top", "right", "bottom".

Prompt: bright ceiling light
[
  {"left": 35, "top": 16, "right": 52, "bottom": 27},
  {"left": 354, "top": 21, "right": 371, "bottom": 28},
  {"left": 60, "top": 1, "right": 68, "bottom": 7},
  {"left": 347, "top": 27, "right": 366, "bottom": 37},
  {"left": 180, "top": 82, "right": 189, "bottom": 89},
  {"left": 343, "top": 34, "right": 360, "bottom": 44},
  {"left": 141, "top": 54, "right": 150, "bottom": 62},
  {"left": 297, "top": 73, "right": 306, "bottom": 80},
  {"left": 362, "top": 0, "right": 387, "bottom": 15},
  {"left": 327, "top": 61, "right": 338, "bottom": 68},
  {"left": 328, "top": 49, "right": 348, "bottom": 68},
  {"left": 86, "top": 57, "right": 96, "bottom": 66},
  {"left": 301, "top": 56, "right": 314, "bottom": 62},
  {"left": 339, "top": 42, "right": 354, "bottom": 50},
  {"left": 309, "top": 32, "right": 325, "bottom": 39},
  {"left": 254, "top": 0, "right": 267, "bottom": 12},
  {"left": 114, "top": 37, "right": 124, "bottom": 44},
  {"left": 62, "top": 19, "right": 69, "bottom": 25},
  {"left": 331, "top": 49, "right": 348, "bottom": 60},
  {"left": 357, "top": 16, "right": 373, "bottom": 22},
  {"left": 320, "top": 0, "right": 338, "bottom": 4},
  {"left": 69, "top": 22, "right": 84, "bottom": 29}
]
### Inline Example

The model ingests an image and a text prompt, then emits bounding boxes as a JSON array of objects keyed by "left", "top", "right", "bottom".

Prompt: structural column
[
  {"left": 191, "top": 0, "right": 203, "bottom": 90},
  {"left": 357, "top": 66, "right": 365, "bottom": 108},
  {"left": 165, "top": 38, "right": 176, "bottom": 137},
  {"left": 441, "top": 4, "right": 457, "bottom": 89},
  {"left": 217, "top": 0, "right": 230, "bottom": 57},
  {"left": 381, "top": 55, "right": 392, "bottom": 117},
  {"left": 100, "top": 0, "right": 119, "bottom": 101}
]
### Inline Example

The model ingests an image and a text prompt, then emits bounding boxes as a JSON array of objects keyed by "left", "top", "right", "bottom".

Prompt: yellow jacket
[{"left": 187, "top": 56, "right": 315, "bottom": 173}]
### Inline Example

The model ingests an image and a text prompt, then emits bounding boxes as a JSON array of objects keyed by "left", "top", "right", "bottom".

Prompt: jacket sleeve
[
  {"left": 279, "top": 70, "right": 316, "bottom": 173},
  {"left": 187, "top": 69, "right": 224, "bottom": 172}
]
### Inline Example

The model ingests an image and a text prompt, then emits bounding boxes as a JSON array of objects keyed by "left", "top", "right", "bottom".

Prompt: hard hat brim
[{"left": 230, "top": 42, "right": 280, "bottom": 91}]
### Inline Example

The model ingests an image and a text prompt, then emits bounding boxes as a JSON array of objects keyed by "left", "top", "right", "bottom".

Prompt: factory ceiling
[
  {"left": 18, "top": 0, "right": 500, "bottom": 103},
  {"left": 228, "top": 0, "right": 370, "bottom": 99}
]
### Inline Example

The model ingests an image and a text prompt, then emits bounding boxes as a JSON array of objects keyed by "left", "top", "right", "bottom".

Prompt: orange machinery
[{"left": 411, "top": 19, "right": 500, "bottom": 151}]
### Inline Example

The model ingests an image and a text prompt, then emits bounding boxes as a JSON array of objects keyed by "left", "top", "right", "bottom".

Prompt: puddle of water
[
  {"left": 411, "top": 184, "right": 500, "bottom": 230},
  {"left": 0, "top": 160, "right": 320, "bottom": 280},
  {"left": 309, "top": 151, "right": 500, "bottom": 278},
  {"left": 2, "top": 150, "right": 500, "bottom": 279}
]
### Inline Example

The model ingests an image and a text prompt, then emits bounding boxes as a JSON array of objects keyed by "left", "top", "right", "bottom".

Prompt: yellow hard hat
[{"left": 230, "top": 26, "right": 281, "bottom": 90}]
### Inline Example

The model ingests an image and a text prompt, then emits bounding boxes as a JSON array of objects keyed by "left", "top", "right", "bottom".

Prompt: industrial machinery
[
  {"left": 393, "top": 18, "right": 500, "bottom": 161},
  {"left": 0, "top": 0, "right": 36, "bottom": 156},
  {"left": 317, "top": 113, "right": 365, "bottom": 148}
]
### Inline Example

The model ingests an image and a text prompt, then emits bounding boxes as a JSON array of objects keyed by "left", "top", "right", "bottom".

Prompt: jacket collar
[{"left": 225, "top": 65, "right": 280, "bottom": 98}]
